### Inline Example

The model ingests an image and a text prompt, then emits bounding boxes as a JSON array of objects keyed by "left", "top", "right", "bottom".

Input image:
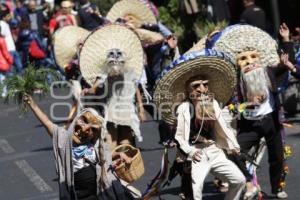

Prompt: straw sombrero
[
  {"left": 106, "top": 0, "right": 157, "bottom": 27},
  {"left": 154, "top": 49, "right": 237, "bottom": 125},
  {"left": 53, "top": 26, "right": 89, "bottom": 69},
  {"left": 211, "top": 24, "right": 279, "bottom": 67},
  {"left": 79, "top": 24, "right": 144, "bottom": 85}
]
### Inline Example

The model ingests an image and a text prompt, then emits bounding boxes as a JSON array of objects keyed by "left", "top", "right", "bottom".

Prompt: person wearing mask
[
  {"left": 154, "top": 50, "right": 246, "bottom": 200},
  {"left": 23, "top": 94, "right": 137, "bottom": 200}
]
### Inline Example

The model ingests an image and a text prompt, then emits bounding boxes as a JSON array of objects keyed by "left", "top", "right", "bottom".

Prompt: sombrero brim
[
  {"left": 79, "top": 24, "right": 144, "bottom": 85},
  {"left": 154, "top": 49, "right": 237, "bottom": 125},
  {"left": 106, "top": 0, "right": 157, "bottom": 25},
  {"left": 53, "top": 26, "right": 90, "bottom": 70},
  {"left": 212, "top": 24, "right": 279, "bottom": 67}
]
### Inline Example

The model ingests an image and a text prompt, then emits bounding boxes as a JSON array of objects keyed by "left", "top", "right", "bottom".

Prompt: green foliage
[
  {"left": 1, "top": 65, "right": 59, "bottom": 113},
  {"left": 91, "top": 0, "right": 118, "bottom": 16},
  {"left": 158, "top": 1, "right": 184, "bottom": 40}
]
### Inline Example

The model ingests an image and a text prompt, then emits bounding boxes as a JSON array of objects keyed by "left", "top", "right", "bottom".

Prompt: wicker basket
[{"left": 112, "top": 144, "right": 145, "bottom": 183}]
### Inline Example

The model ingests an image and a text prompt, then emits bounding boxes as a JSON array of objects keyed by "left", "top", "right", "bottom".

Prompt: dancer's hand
[
  {"left": 231, "top": 148, "right": 241, "bottom": 155},
  {"left": 23, "top": 93, "right": 33, "bottom": 105},
  {"left": 166, "top": 35, "right": 177, "bottom": 49},
  {"left": 192, "top": 150, "right": 202, "bottom": 162},
  {"left": 119, "top": 152, "right": 132, "bottom": 164},
  {"left": 251, "top": 95, "right": 266, "bottom": 105}
]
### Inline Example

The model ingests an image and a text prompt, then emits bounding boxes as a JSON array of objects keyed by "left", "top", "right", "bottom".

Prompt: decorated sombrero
[
  {"left": 210, "top": 24, "right": 279, "bottom": 67},
  {"left": 79, "top": 24, "right": 144, "bottom": 85},
  {"left": 154, "top": 49, "right": 237, "bottom": 125},
  {"left": 106, "top": 0, "right": 157, "bottom": 27},
  {"left": 53, "top": 26, "right": 90, "bottom": 69}
]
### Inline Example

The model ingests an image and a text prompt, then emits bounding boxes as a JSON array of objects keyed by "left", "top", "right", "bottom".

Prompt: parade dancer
[
  {"left": 23, "top": 94, "right": 136, "bottom": 200},
  {"left": 79, "top": 24, "right": 145, "bottom": 150},
  {"left": 154, "top": 49, "right": 246, "bottom": 200},
  {"left": 211, "top": 24, "right": 293, "bottom": 199}
]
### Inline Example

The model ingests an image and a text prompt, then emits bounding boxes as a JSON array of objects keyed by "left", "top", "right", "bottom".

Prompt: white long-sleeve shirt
[
  {"left": 175, "top": 100, "right": 240, "bottom": 160},
  {"left": 0, "top": 20, "right": 16, "bottom": 51}
]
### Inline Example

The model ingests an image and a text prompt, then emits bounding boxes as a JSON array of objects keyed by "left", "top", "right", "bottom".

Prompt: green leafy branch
[{"left": 1, "top": 65, "right": 59, "bottom": 113}]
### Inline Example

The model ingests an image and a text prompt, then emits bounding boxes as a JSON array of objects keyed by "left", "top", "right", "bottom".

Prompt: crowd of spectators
[{"left": 0, "top": 0, "right": 107, "bottom": 97}]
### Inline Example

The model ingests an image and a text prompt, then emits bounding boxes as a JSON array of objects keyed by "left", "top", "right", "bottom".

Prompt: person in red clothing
[
  {"left": 0, "top": 25, "right": 13, "bottom": 97},
  {"left": 0, "top": 25, "right": 13, "bottom": 73},
  {"left": 49, "top": 0, "right": 77, "bottom": 35}
]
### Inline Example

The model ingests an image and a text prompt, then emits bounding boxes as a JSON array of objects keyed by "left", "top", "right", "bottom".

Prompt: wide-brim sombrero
[
  {"left": 211, "top": 24, "right": 279, "bottom": 67},
  {"left": 106, "top": 0, "right": 157, "bottom": 26},
  {"left": 79, "top": 24, "right": 144, "bottom": 85},
  {"left": 53, "top": 26, "right": 90, "bottom": 69},
  {"left": 154, "top": 49, "right": 237, "bottom": 125}
]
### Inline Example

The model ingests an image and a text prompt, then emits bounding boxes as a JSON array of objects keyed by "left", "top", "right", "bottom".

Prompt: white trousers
[{"left": 191, "top": 144, "right": 246, "bottom": 200}]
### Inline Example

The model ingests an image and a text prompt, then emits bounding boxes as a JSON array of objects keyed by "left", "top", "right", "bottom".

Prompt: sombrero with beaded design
[
  {"left": 211, "top": 24, "right": 279, "bottom": 67},
  {"left": 154, "top": 49, "right": 237, "bottom": 125}
]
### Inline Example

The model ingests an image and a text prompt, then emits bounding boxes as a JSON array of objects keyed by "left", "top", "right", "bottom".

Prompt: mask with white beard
[{"left": 241, "top": 66, "right": 271, "bottom": 102}]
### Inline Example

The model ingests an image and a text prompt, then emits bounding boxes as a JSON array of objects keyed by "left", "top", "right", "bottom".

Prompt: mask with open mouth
[
  {"left": 105, "top": 48, "right": 126, "bottom": 77},
  {"left": 73, "top": 111, "right": 102, "bottom": 145}
]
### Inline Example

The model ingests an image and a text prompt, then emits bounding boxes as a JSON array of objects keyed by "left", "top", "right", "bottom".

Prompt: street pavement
[{"left": 0, "top": 88, "right": 299, "bottom": 200}]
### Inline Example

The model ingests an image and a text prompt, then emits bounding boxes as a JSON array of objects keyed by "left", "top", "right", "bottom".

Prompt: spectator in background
[
  {"left": 17, "top": 19, "right": 45, "bottom": 65},
  {"left": 0, "top": 10, "right": 23, "bottom": 75},
  {"left": 21, "top": 0, "right": 46, "bottom": 37},
  {"left": 10, "top": 19, "right": 20, "bottom": 43},
  {"left": 179, "top": 0, "right": 200, "bottom": 51},
  {"left": 14, "top": 0, "right": 28, "bottom": 22},
  {"left": 78, "top": 0, "right": 107, "bottom": 31},
  {"left": 0, "top": 3, "right": 11, "bottom": 13},
  {"left": 202, "top": 0, "right": 231, "bottom": 23},
  {"left": 49, "top": 0, "right": 77, "bottom": 35},
  {"left": 0, "top": 25, "right": 13, "bottom": 94},
  {"left": 240, "top": 0, "right": 266, "bottom": 30}
]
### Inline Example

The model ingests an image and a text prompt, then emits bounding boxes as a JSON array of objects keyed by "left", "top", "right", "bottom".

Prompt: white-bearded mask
[{"left": 237, "top": 50, "right": 271, "bottom": 101}]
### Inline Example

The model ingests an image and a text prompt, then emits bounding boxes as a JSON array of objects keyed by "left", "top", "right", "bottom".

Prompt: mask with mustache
[{"left": 193, "top": 94, "right": 216, "bottom": 120}]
